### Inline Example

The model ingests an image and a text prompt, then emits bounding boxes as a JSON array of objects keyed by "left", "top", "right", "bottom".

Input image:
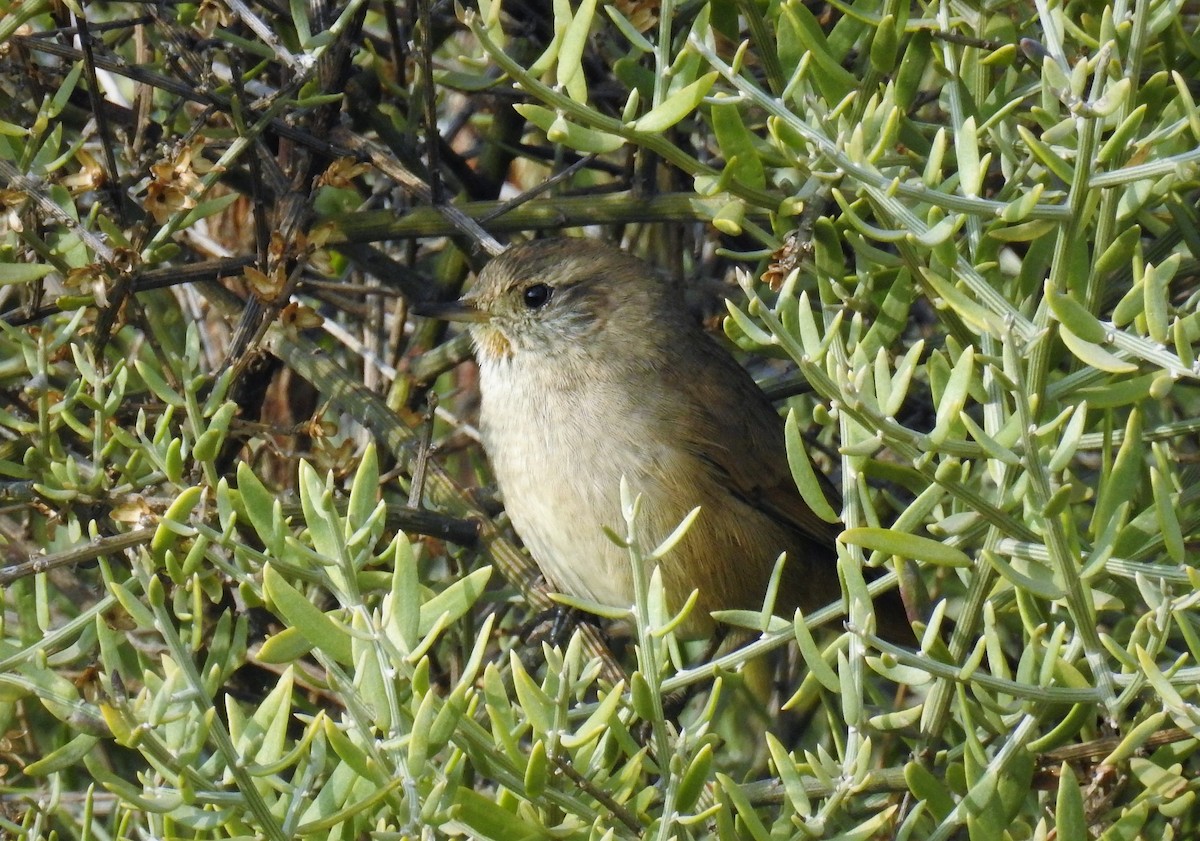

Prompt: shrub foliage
[{"left": 1, "top": 0, "right": 1199, "bottom": 838}]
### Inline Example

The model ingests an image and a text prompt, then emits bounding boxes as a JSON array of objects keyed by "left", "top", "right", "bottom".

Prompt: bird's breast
[{"left": 474, "top": 354, "right": 675, "bottom": 609}]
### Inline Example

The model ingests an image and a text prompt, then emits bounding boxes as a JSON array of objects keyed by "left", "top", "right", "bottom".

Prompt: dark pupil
[{"left": 523, "top": 283, "right": 552, "bottom": 309}]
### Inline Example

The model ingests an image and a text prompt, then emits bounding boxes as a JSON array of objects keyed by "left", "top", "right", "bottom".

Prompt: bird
[{"left": 419, "top": 237, "right": 910, "bottom": 641}]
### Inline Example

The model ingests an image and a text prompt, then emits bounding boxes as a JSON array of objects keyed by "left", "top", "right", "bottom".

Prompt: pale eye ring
[{"left": 522, "top": 283, "right": 553, "bottom": 309}]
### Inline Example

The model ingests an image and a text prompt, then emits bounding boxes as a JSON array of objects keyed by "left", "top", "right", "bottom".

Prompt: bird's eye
[{"left": 522, "top": 283, "right": 553, "bottom": 309}]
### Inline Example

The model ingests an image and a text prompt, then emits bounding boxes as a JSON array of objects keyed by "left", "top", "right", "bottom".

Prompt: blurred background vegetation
[{"left": 2, "top": 0, "right": 1200, "bottom": 837}]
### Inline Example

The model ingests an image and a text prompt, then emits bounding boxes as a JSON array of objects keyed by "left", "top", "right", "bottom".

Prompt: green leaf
[
  {"left": 346, "top": 442, "right": 379, "bottom": 535},
  {"left": 255, "top": 625, "right": 313, "bottom": 663},
  {"left": 717, "top": 774, "right": 772, "bottom": 841},
  {"left": 649, "top": 507, "right": 701, "bottom": 560},
  {"left": 24, "top": 733, "right": 100, "bottom": 776},
  {"left": 151, "top": 485, "right": 202, "bottom": 554},
  {"left": 723, "top": 301, "right": 775, "bottom": 348},
  {"left": 604, "top": 4, "right": 653, "bottom": 52},
  {"left": 861, "top": 275, "right": 917, "bottom": 363},
  {"left": 408, "top": 688, "right": 436, "bottom": 776},
  {"left": 241, "top": 667, "right": 294, "bottom": 765},
  {"left": 385, "top": 534, "right": 421, "bottom": 652},
  {"left": 1111, "top": 279, "right": 1145, "bottom": 327},
  {"left": 0, "top": 262, "right": 55, "bottom": 285},
  {"left": 177, "top": 191, "right": 241, "bottom": 229},
  {"left": 783, "top": 409, "right": 840, "bottom": 524},
  {"left": 905, "top": 760, "right": 955, "bottom": 821},
  {"left": 557, "top": 0, "right": 598, "bottom": 103},
  {"left": 1142, "top": 255, "right": 1178, "bottom": 344},
  {"left": 921, "top": 268, "right": 1004, "bottom": 335},
  {"left": 418, "top": 566, "right": 492, "bottom": 634},
  {"left": 298, "top": 460, "right": 343, "bottom": 563},
  {"left": 1098, "top": 105, "right": 1146, "bottom": 164},
  {"left": 108, "top": 580, "right": 157, "bottom": 630},
  {"left": 135, "top": 358, "right": 184, "bottom": 407},
  {"left": 1150, "top": 464, "right": 1185, "bottom": 564},
  {"left": 710, "top": 100, "right": 766, "bottom": 190},
  {"left": 958, "top": 411, "right": 1021, "bottom": 465},
  {"left": 632, "top": 72, "right": 718, "bottom": 133},
  {"left": 791, "top": 609, "right": 839, "bottom": 693},
  {"left": 263, "top": 564, "right": 354, "bottom": 665},
  {"left": 1054, "top": 763, "right": 1086, "bottom": 841},
  {"left": 1047, "top": 284, "right": 1107, "bottom": 343},
  {"left": 1047, "top": 402, "right": 1088, "bottom": 472},
  {"left": 840, "top": 527, "right": 972, "bottom": 567},
  {"left": 452, "top": 788, "right": 552, "bottom": 841},
  {"left": 434, "top": 69, "right": 502, "bottom": 92},
  {"left": 1017, "top": 125, "right": 1074, "bottom": 183},
  {"left": 956, "top": 116, "right": 982, "bottom": 197},
  {"left": 675, "top": 743, "right": 713, "bottom": 812},
  {"left": 514, "top": 104, "right": 625, "bottom": 153},
  {"left": 1094, "top": 225, "right": 1142, "bottom": 284},
  {"left": 522, "top": 738, "right": 548, "bottom": 798},
  {"left": 1089, "top": 77, "right": 1130, "bottom": 117},
  {"left": 546, "top": 115, "right": 626, "bottom": 154},
  {"left": 999, "top": 183, "right": 1046, "bottom": 222},
  {"left": 1091, "top": 408, "right": 1143, "bottom": 536},
  {"left": 1098, "top": 803, "right": 1151, "bottom": 841},
  {"left": 559, "top": 678, "right": 625, "bottom": 749},
  {"left": 711, "top": 197, "right": 745, "bottom": 235},
  {"left": 869, "top": 14, "right": 899, "bottom": 74},
  {"left": 778, "top": 1, "right": 855, "bottom": 100},
  {"left": 929, "top": 345, "right": 974, "bottom": 446},
  {"left": 289, "top": 0, "right": 311, "bottom": 44},
  {"left": 164, "top": 438, "right": 185, "bottom": 485},
  {"left": 236, "top": 462, "right": 285, "bottom": 556},
  {"left": 48, "top": 63, "right": 84, "bottom": 119},
  {"left": 192, "top": 401, "right": 237, "bottom": 464},
  {"left": 983, "top": 549, "right": 1064, "bottom": 600},
  {"left": 1073, "top": 373, "right": 1155, "bottom": 409},
  {"left": 765, "top": 734, "right": 811, "bottom": 815},
  {"left": 509, "top": 652, "right": 554, "bottom": 737},
  {"left": 482, "top": 664, "right": 523, "bottom": 764}
]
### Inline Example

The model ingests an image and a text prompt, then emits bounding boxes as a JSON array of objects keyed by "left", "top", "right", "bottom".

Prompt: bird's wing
[{"left": 678, "top": 334, "right": 843, "bottom": 547}]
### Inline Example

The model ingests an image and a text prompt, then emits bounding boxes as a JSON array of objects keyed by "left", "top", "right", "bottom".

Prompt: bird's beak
[{"left": 410, "top": 298, "right": 491, "bottom": 323}]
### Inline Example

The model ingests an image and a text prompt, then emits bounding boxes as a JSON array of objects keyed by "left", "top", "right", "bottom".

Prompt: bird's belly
[
  {"left": 491, "top": 450, "right": 641, "bottom": 606},
  {"left": 478, "top": 370, "right": 639, "bottom": 608}
]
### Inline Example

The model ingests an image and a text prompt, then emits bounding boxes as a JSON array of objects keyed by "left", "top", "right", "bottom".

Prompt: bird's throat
[{"left": 473, "top": 326, "right": 513, "bottom": 361}]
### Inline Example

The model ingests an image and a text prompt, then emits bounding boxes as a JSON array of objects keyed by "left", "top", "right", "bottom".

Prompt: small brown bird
[{"left": 422, "top": 237, "right": 908, "bottom": 640}]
